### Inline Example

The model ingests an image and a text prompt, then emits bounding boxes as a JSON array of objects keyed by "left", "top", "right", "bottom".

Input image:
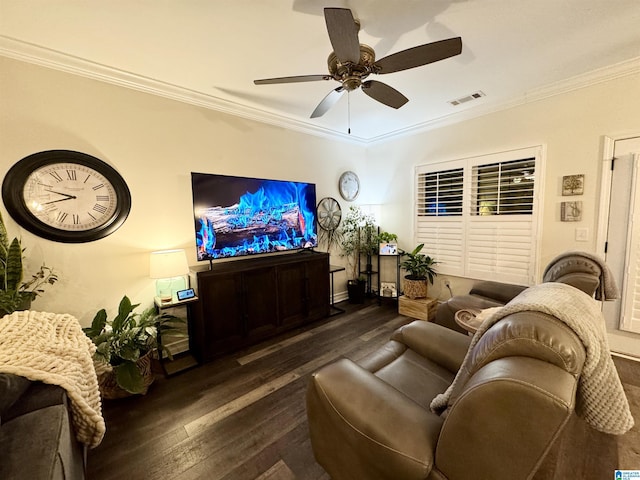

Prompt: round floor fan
[{"left": 316, "top": 196, "right": 342, "bottom": 251}]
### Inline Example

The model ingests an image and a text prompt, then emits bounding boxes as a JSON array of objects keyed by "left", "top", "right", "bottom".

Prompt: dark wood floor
[
  {"left": 87, "top": 300, "right": 640, "bottom": 480},
  {"left": 87, "top": 299, "right": 411, "bottom": 480}
]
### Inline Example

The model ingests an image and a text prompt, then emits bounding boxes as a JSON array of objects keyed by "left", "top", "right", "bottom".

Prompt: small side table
[
  {"left": 398, "top": 296, "right": 438, "bottom": 321},
  {"left": 155, "top": 296, "right": 199, "bottom": 377},
  {"left": 329, "top": 264, "right": 346, "bottom": 316},
  {"left": 454, "top": 308, "right": 483, "bottom": 334}
]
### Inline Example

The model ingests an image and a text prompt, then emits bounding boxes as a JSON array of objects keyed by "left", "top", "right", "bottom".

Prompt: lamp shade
[{"left": 149, "top": 249, "right": 189, "bottom": 279}]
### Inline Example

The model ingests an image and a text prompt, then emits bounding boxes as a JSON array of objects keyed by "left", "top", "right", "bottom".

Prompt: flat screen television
[{"left": 191, "top": 172, "right": 318, "bottom": 261}]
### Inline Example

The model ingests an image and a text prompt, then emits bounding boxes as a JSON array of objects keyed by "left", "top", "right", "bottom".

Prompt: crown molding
[
  {"left": 2, "top": 35, "right": 639, "bottom": 146},
  {"left": 366, "top": 55, "right": 640, "bottom": 144},
  {"left": 0, "top": 35, "right": 367, "bottom": 145}
]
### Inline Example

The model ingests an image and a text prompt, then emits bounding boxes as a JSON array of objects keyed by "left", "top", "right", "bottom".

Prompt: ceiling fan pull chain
[{"left": 348, "top": 91, "right": 351, "bottom": 135}]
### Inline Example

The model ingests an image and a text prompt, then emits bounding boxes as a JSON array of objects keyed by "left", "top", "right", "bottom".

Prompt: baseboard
[
  {"left": 611, "top": 351, "right": 640, "bottom": 362},
  {"left": 332, "top": 290, "right": 349, "bottom": 304}
]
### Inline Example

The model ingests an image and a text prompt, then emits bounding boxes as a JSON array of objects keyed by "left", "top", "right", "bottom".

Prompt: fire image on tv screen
[{"left": 191, "top": 172, "right": 318, "bottom": 261}]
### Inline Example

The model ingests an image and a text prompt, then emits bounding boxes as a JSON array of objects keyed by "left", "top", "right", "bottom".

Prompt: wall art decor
[
  {"left": 562, "top": 174, "right": 584, "bottom": 196},
  {"left": 379, "top": 242, "right": 398, "bottom": 255},
  {"left": 380, "top": 282, "right": 397, "bottom": 298},
  {"left": 561, "top": 201, "right": 583, "bottom": 222}
]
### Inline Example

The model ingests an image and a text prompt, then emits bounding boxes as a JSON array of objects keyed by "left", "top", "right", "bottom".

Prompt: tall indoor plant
[
  {"left": 339, "top": 206, "right": 376, "bottom": 303},
  {"left": 0, "top": 212, "right": 57, "bottom": 316},
  {"left": 400, "top": 244, "right": 438, "bottom": 299},
  {"left": 83, "top": 295, "right": 186, "bottom": 398}
]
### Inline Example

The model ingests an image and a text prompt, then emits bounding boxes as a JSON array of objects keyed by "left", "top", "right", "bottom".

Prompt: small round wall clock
[
  {"left": 338, "top": 171, "right": 360, "bottom": 201},
  {"left": 1, "top": 150, "right": 132, "bottom": 243}
]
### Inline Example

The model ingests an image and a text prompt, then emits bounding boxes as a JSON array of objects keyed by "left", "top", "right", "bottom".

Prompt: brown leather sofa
[
  {"left": 434, "top": 280, "right": 526, "bottom": 333},
  {"left": 435, "top": 252, "right": 606, "bottom": 334},
  {"left": 306, "top": 302, "right": 587, "bottom": 479}
]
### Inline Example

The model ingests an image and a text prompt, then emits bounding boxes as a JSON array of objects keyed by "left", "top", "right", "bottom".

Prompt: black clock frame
[{"left": 1, "top": 150, "right": 132, "bottom": 243}]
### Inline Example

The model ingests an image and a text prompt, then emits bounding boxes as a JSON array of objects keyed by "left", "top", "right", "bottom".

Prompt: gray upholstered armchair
[{"left": 306, "top": 283, "right": 632, "bottom": 480}]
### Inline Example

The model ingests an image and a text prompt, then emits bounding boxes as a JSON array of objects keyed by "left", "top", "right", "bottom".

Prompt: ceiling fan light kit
[{"left": 254, "top": 7, "right": 462, "bottom": 119}]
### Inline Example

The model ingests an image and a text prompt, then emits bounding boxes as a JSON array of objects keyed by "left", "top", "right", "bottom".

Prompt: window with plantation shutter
[{"left": 415, "top": 147, "right": 542, "bottom": 285}]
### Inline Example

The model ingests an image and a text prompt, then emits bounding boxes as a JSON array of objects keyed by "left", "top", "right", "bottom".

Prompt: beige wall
[
  {"left": 2, "top": 55, "right": 640, "bottom": 329},
  {"left": 0, "top": 57, "right": 366, "bottom": 324},
  {"left": 368, "top": 72, "right": 640, "bottom": 299}
]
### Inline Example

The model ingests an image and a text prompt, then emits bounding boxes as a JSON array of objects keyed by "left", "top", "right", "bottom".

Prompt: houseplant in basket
[
  {"left": 83, "top": 295, "right": 185, "bottom": 399},
  {"left": 0, "top": 212, "right": 57, "bottom": 316},
  {"left": 400, "top": 244, "right": 438, "bottom": 299}
]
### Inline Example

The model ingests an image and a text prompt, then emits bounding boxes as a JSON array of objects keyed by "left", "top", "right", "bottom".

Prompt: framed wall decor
[
  {"left": 562, "top": 174, "right": 584, "bottom": 196},
  {"left": 380, "top": 282, "right": 397, "bottom": 298},
  {"left": 379, "top": 242, "right": 398, "bottom": 255},
  {"left": 561, "top": 201, "right": 583, "bottom": 222}
]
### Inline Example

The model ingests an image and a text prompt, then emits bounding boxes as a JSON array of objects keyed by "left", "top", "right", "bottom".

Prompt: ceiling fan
[{"left": 254, "top": 7, "right": 462, "bottom": 118}]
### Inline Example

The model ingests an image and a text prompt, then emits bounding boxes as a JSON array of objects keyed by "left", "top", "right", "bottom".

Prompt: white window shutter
[
  {"left": 416, "top": 218, "right": 465, "bottom": 276},
  {"left": 465, "top": 218, "right": 535, "bottom": 284},
  {"left": 414, "top": 147, "right": 542, "bottom": 286}
]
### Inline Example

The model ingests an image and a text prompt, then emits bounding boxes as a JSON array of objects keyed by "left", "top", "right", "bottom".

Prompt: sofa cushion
[
  {"left": 0, "top": 373, "right": 32, "bottom": 423},
  {"left": 0, "top": 404, "right": 84, "bottom": 480}
]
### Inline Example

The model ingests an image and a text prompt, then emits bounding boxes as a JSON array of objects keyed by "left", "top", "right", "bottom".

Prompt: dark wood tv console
[{"left": 189, "top": 251, "right": 330, "bottom": 363}]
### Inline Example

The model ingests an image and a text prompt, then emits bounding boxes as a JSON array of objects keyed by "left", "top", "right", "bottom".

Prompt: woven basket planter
[
  {"left": 403, "top": 277, "right": 428, "bottom": 299},
  {"left": 97, "top": 352, "right": 155, "bottom": 400}
]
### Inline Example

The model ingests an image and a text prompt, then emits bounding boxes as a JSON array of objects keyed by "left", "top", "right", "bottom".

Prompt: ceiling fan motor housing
[{"left": 327, "top": 44, "right": 376, "bottom": 90}]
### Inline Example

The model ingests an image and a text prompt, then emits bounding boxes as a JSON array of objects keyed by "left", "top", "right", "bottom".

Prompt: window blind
[{"left": 415, "top": 147, "right": 542, "bottom": 285}]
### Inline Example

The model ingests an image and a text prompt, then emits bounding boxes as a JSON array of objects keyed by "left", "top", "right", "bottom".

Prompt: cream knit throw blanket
[
  {"left": 0, "top": 310, "right": 106, "bottom": 447},
  {"left": 430, "top": 283, "right": 634, "bottom": 435}
]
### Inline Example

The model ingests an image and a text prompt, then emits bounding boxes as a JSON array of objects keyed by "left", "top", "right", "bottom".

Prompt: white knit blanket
[
  {"left": 430, "top": 283, "right": 634, "bottom": 435},
  {"left": 0, "top": 310, "right": 106, "bottom": 447}
]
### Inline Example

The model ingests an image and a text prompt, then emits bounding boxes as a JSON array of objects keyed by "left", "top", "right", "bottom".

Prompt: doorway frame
[{"left": 596, "top": 133, "right": 640, "bottom": 356}]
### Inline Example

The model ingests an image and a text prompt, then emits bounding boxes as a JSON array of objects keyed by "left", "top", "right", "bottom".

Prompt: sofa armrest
[
  {"left": 391, "top": 321, "right": 471, "bottom": 373},
  {"left": 436, "top": 357, "right": 576, "bottom": 480},
  {"left": 469, "top": 281, "right": 527, "bottom": 303},
  {"left": 3, "top": 382, "right": 67, "bottom": 423},
  {"left": 435, "top": 295, "right": 504, "bottom": 333},
  {"left": 307, "top": 358, "right": 444, "bottom": 480}
]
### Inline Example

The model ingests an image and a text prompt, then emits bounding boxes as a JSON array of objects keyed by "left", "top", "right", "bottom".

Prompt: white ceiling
[{"left": 1, "top": 1, "right": 639, "bottom": 144}]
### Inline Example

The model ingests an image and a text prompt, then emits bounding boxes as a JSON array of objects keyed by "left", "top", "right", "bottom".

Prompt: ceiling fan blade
[
  {"left": 254, "top": 74, "right": 331, "bottom": 85},
  {"left": 324, "top": 8, "right": 361, "bottom": 63},
  {"left": 361, "top": 81, "right": 408, "bottom": 109},
  {"left": 310, "top": 87, "right": 345, "bottom": 118},
  {"left": 375, "top": 37, "right": 462, "bottom": 74}
]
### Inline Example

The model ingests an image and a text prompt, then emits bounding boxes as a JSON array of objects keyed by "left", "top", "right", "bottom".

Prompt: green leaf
[
  {"left": 0, "top": 212, "right": 9, "bottom": 258},
  {"left": 114, "top": 362, "right": 145, "bottom": 394},
  {"left": 5, "top": 238, "right": 23, "bottom": 292},
  {"left": 112, "top": 296, "right": 137, "bottom": 332},
  {"left": 84, "top": 309, "right": 108, "bottom": 339}
]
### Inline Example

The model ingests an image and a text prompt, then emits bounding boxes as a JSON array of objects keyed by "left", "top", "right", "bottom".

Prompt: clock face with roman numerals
[{"left": 2, "top": 150, "right": 131, "bottom": 243}]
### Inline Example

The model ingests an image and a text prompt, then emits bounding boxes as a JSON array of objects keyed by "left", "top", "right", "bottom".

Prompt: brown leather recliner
[
  {"left": 306, "top": 305, "right": 587, "bottom": 479},
  {"left": 435, "top": 252, "right": 607, "bottom": 333}
]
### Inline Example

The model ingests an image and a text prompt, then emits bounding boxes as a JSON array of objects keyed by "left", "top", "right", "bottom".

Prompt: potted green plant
[
  {"left": 83, "top": 295, "right": 186, "bottom": 399},
  {"left": 339, "top": 206, "right": 376, "bottom": 303},
  {"left": 0, "top": 212, "right": 57, "bottom": 316},
  {"left": 400, "top": 244, "right": 438, "bottom": 299},
  {"left": 376, "top": 231, "right": 398, "bottom": 255}
]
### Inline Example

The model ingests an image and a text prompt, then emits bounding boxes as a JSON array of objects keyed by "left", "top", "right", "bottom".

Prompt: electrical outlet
[
  {"left": 575, "top": 227, "right": 589, "bottom": 242},
  {"left": 443, "top": 278, "right": 451, "bottom": 288}
]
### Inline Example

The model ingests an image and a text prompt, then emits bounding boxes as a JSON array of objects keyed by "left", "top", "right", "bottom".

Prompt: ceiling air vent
[{"left": 449, "top": 91, "right": 485, "bottom": 106}]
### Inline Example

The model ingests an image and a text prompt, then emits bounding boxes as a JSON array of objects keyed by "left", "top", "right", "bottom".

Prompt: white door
[{"left": 600, "top": 136, "right": 640, "bottom": 355}]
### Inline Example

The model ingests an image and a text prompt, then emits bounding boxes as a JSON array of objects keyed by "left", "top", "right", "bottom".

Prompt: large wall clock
[
  {"left": 1, "top": 150, "right": 132, "bottom": 243},
  {"left": 338, "top": 171, "right": 360, "bottom": 202}
]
